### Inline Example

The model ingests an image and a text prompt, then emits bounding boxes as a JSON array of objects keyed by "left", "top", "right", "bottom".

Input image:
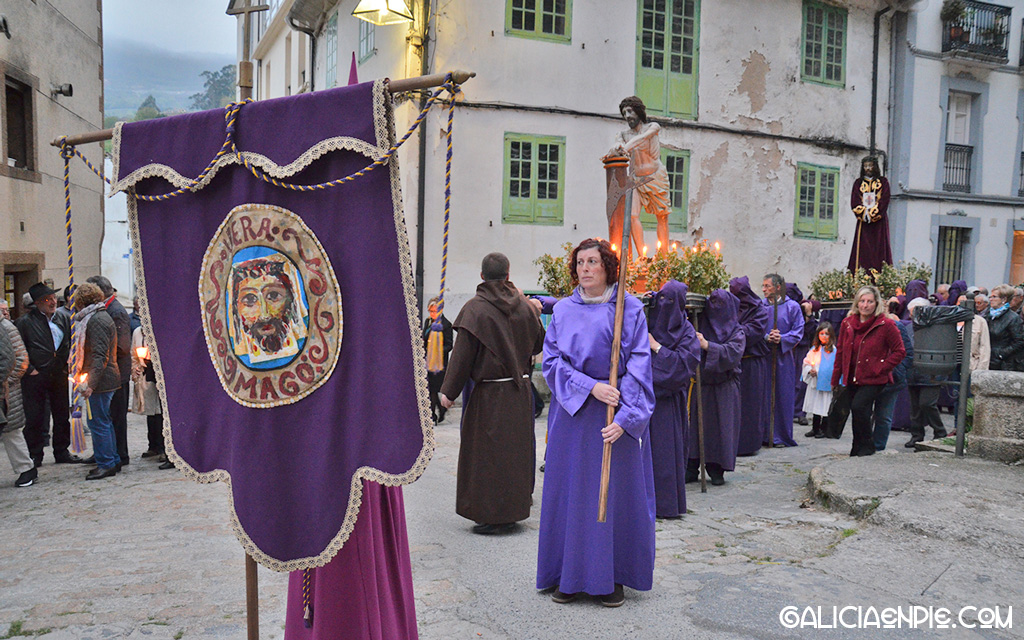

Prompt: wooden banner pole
[{"left": 50, "top": 70, "right": 477, "bottom": 148}]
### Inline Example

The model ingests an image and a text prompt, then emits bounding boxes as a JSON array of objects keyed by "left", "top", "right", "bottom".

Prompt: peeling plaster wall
[{"left": 255, "top": 0, "right": 893, "bottom": 317}]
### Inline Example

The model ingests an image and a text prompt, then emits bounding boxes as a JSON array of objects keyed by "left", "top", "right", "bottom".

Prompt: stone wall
[{"left": 970, "top": 371, "right": 1024, "bottom": 463}]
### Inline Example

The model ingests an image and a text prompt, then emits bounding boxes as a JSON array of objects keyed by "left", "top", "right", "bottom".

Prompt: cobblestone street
[{"left": 2, "top": 409, "right": 1020, "bottom": 639}]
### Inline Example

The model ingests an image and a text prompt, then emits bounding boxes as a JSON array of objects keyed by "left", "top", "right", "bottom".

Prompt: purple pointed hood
[
  {"left": 648, "top": 280, "right": 689, "bottom": 348},
  {"left": 699, "top": 288, "right": 740, "bottom": 344},
  {"left": 785, "top": 282, "right": 804, "bottom": 304},
  {"left": 905, "top": 279, "right": 928, "bottom": 302}
]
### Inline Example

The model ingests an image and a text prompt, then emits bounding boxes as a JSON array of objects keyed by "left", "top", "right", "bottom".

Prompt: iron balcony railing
[
  {"left": 944, "top": 143, "right": 973, "bottom": 193},
  {"left": 942, "top": 0, "right": 1012, "bottom": 61}
]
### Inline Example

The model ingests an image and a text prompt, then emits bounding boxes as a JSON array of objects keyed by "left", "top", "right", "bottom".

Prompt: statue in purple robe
[
  {"left": 847, "top": 156, "right": 893, "bottom": 274},
  {"left": 687, "top": 289, "right": 745, "bottom": 485},
  {"left": 762, "top": 274, "right": 804, "bottom": 447},
  {"left": 646, "top": 281, "right": 701, "bottom": 517},
  {"left": 538, "top": 239, "right": 656, "bottom": 603},
  {"left": 729, "top": 276, "right": 771, "bottom": 456}
]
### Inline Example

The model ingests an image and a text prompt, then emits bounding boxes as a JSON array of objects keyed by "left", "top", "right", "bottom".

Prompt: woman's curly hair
[{"left": 569, "top": 238, "right": 619, "bottom": 287}]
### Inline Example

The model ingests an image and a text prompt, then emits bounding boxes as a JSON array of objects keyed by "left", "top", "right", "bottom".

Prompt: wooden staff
[
  {"left": 598, "top": 187, "right": 634, "bottom": 523},
  {"left": 690, "top": 308, "right": 707, "bottom": 493},
  {"left": 766, "top": 293, "right": 779, "bottom": 449},
  {"left": 853, "top": 218, "right": 863, "bottom": 276}
]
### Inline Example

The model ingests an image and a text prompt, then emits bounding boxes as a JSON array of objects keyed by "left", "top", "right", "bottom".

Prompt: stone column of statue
[
  {"left": 603, "top": 96, "right": 672, "bottom": 258},
  {"left": 847, "top": 156, "right": 893, "bottom": 274}
]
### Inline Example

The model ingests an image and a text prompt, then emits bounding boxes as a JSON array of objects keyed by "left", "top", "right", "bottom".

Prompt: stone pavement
[{"left": 2, "top": 409, "right": 1022, "bottom": 639}]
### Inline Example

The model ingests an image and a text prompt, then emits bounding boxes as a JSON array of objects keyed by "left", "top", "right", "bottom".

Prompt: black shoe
[
  {"left": 86, "top": 466, "right": 118, "bottom": 480},
  {"left": 707, "top": 466, "right": 726, "bottom": 486},
  {"left": 551, "top": 588, "right": 577, "bottom": 604},
  {"left": 471, "top": 522, "right": 516, "bottom": 535},
  {"left": 814, "top": 432, "right": 826, "bottom": 439},
  {"left": 81, "top": 456, "right": 96, "bottom": 464},
  {"left": 933, "top": 431, "right": 948, "bottom": 440},
  {"left": 796, "top": 417, "right": 809, "bottom": 426},
  {"left": 54, "top": 453, "right": 85, "bottom": 464},
  {"left": 140, "top": 450, "right": 163, "bottom": 459},
  {"left": 804, "top": 430, "right": 817, "bottom": 438},
  {"left": 904, "top": 437, "right": 923, "bottom": 448},
  {"left": 158, "top": 460, "right": 176, "bottom": 470},
  {"left": 15, "top": 468, "right": 38, "bottom": 487},
  {"left": 600, "top": 584, "right": 625, "bottom": 608}
]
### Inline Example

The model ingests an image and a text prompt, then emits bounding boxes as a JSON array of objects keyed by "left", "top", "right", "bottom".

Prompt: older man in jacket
[{"left": 15, "top": 283, "right": 82, "bottom": 466}]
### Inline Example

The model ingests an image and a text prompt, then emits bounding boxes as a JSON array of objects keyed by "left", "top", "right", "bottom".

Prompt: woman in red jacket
[{"left": 831, "top": 286, "right": 906, "bottom": 457}]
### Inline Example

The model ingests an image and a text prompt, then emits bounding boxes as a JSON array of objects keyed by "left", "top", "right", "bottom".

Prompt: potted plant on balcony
[{"left": 940, "top": 0, "right": 966, "bottom": 40}]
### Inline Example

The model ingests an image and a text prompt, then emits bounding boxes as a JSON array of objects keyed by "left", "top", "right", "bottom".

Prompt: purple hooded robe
[
  {"left": 647, "top": 281, "right": 701, "bottom": 517},
  {"left": 687, "top": 289, "right": 745, "bottom": 471},
  {"left": 762, "top": 293, "right": 804, "bottom": 447},
  {"left": 284, "top": 481, "right": 418, "bottom": 640},
  {"left": 730, "top": 277, "right": 771, "bottom": 455},
  {"left": 537, "top": 286, "right": 656, "bottom": 595}
]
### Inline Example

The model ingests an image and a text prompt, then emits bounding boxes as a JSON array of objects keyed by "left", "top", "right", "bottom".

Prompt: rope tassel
[{"left": 302, "top": 569, "right": 313, "bottom": 628}]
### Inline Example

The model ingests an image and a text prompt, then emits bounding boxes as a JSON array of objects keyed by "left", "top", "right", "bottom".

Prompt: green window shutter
[
  {"left": 636, "top": 0, "right": 699, "bottom": 120},
  {"left": 506, "top": 0, "right": 572, "bottom": 43},
  {"left": 639, "top": 149, "right": 689, "bottom": 233},
  {"left": 794, "top": 163, "right": 840, "bottom": 239},
  {"left": 503, "top": 134, "right": 565, "bottom": 225},
  {"left": 666, "top": 150, "right": 689, "bottom": 232},
  {"left": 533, "top": 141, "right": 564, "bottom": 225},
  {"left": 817, "top": 169, "right": 839, "bottom": 239},
  {"left": 801, "top": 0, "right": 846, "bottom": 87},
  {"left": 504, "top": 135, "right": 535, "bottom": 223},
  {"left": 794, "top": 165, "right": 819, "bottom": 238}
]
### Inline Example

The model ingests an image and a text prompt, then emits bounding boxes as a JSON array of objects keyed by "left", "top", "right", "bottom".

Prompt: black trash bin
[{"left": 912, "top": 305, "right": 973, "bottom": 377}]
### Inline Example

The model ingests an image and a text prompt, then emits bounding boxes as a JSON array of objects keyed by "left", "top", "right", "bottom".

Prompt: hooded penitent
[
  {"left": 647, "top": 280, "right": 700, "bottom": 517},
  {"left": 729, "top": 276, "right": 772, "bottom": 455}
]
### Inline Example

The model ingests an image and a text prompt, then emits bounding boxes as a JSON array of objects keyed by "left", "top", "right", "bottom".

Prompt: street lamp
[{"left": 351, "top": 0, "right": 413, "bottom": 26}]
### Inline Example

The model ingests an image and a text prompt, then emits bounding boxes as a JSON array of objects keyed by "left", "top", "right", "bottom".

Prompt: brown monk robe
[{"left": 440, "top": 255, "right": 545, "bottom": 534}]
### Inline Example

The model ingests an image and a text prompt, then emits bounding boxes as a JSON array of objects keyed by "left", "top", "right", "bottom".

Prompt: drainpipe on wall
[
  {"left": 870, "top": 7, "right": 891, "bottom": 161},
  {"left": 414, "top": 0, "right": 431, "bottom": 312}
]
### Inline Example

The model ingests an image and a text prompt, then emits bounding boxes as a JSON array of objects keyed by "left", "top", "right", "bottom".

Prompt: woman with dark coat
[
  {"left": 986, "top": 284, "right": 1024, "bottom": 372},
  {"left": 831, "top": 286, "right": 906, "bottom": 457},
  {"left": 71, "top": 283, "right": 122, "bottom": 480}
]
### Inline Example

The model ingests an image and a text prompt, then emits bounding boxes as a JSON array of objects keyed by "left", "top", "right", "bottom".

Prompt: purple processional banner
[{"left": 110, "top": 80, "right": 433, "bottom": 571}]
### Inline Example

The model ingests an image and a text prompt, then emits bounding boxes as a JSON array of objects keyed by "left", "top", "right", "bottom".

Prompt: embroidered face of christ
[{"left": 228, "top": 253, "right": 308, "bottom": 365}]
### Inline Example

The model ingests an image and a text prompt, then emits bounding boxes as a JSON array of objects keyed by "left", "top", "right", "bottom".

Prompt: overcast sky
[{"left": 103, "top": 0, "right": 237, "bottom": 56}]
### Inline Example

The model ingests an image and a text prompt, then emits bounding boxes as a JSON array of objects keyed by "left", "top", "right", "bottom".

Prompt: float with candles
[
  {"left": 533, "top": 238, "right": 731, "bottom": 312},
  {"left": 808, "top": 259, "right": 932, "bottom": 309}
]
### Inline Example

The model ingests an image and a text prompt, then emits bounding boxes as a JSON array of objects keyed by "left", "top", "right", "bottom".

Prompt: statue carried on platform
[
  {"left": 847, "top": 155, "right": 893, "bottom": 274},
  {"left": 604, "top": 96, "right": 671, "bottom": 258}
]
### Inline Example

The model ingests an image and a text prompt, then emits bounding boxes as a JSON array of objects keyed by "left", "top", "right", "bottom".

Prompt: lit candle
[
  {"left": 136, "top": 346, "right": 149, "bottom": 360},
  {"left": 714, "top": 241, "right": 721, "bottom": 253},
  {"left": 671, "top": 243, "right": 678, "bottom": 251},
  {"left": 611, "top": 243, "right": 617, "bottom": 253},
  {"left": 78, "top": 373, "right": 88, "bottom": 384},
  {"left": 656, "top": 240, "right": 662, "bottom": 251},
  {"left": 642, "top": 245, "right": 648, "bottom": 257}
]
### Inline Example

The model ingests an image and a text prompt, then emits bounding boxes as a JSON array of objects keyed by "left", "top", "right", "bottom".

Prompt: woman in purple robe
[
  {"left": 687, "top": 289, "right": 745, "bottom": 486},
  {"left": 647, "top": 280, "right": 701, "bottom": 518},
  {"left": 729, "top": 277, "right": 771, "bottom": 456},
  {"left": 284, "top": 480, "right": 418, "bottom": 640},
  {"left": 537, "top": 238, "right": 656, "bottom": 608}
]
